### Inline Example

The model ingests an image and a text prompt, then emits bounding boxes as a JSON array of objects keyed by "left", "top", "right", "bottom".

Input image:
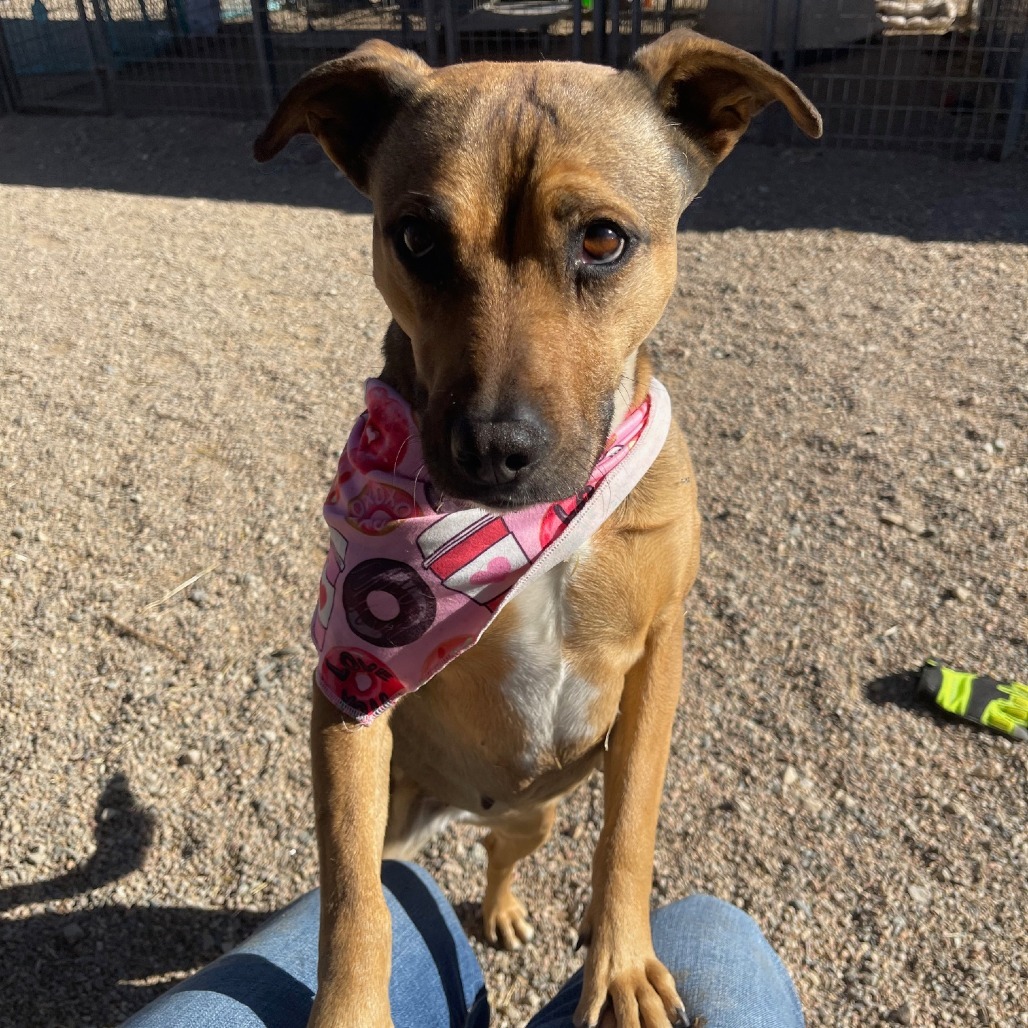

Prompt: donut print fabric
[{"left": 311, "top": 378, "right": 673, "bottom": 725}]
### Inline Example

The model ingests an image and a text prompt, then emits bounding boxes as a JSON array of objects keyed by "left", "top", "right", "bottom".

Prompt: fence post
[
  {"left": 606, "top": 0, "right": 619, "bottom": 65},
  {"left": 571, "top": 0, "right": 581, "bottom": 61},
  {"left": 250, "top": 0, "right": 276, "bottom": 116},
  {"left": 759, "top": 0, "right": 782, "bottom": 144},
  {"left": 442, "top": 0, "right": 457, "bottom": 65},
  {"left": 629, "top": 0, "right": 641, "bottom": 56},
  {"left": 761, "top": 0, "right": 778, "bottom": 64},
  {"left": 1000, "top": 27, "right": 1028, "bottom": 160},
  {"left": 0, "top": 17, "right": 21, "bottom": 113},
  {"left": 82, "top": 0, "right": 117, "bottom": 112},
  {"left": 424, "top": 0, "right": 439, "bottom": 66},
  {"left": 777, "top": 0, "right": 801, "bottom": 144},
  {"left": 592, "top": 0, "right": 603, "bottom": 61}
]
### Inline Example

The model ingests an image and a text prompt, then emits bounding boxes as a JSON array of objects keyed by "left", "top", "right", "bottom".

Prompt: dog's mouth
[
  {"left": 419, "top": 410, "right": 609, "bottom": 513},
  {"left": 423, "top": 451, "right": 599, "bottom": 512}
]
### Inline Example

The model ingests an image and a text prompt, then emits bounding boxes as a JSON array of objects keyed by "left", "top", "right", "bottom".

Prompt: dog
[{"left": 254, "top": 29, "right": 820, "bottom": 1028}]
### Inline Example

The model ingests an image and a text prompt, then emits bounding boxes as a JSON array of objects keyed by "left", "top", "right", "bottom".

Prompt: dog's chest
[{"left": 496, "top": 560, "right": 599, "bottom": 767}]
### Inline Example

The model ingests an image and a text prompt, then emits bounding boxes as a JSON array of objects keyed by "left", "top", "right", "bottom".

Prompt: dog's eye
[
  {"left": 582, "top": 222, "right": 626, "bottom": 265},
  {"left": 399, "top": 218, "right": 436, "bottom": 260}
]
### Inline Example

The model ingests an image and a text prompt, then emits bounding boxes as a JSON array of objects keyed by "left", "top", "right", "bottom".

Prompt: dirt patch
[{"left": 1, "top": 117, "right": 1026, "bottom": 1027}]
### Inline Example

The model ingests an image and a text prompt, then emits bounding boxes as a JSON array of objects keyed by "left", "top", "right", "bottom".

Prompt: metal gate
[
  {"left": 0, "top": 0, "right": 111, "bottom": 112},
  {"left": 0, "top": 0, "right": 1026, "bottom": 157}
]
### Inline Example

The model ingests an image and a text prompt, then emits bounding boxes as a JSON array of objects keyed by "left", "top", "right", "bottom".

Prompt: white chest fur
[{"left": 498, "top": 557, "right": 599, "bottom": 769}]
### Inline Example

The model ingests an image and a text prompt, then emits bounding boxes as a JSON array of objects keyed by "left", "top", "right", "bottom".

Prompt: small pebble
[
  {"left": 11, "top": 526, "right": 25, "bottom": 539},
  {"left": 25, "top": 845, "right": 46, "bottom": 866},
  {"left": 178, "top": 749, "right": 202, "bottom": 767},
  {"left": 889, "top": 1001, "right": 914, "bottom": 1025},
  {"left": 188, "top": 589, "right": 207, "bottom": 606},
  {"left": 782, "top": 765, "right": 800, "bottom": 787},
  {"left": 949, "top": 585, "right": 971, "bottom": 602},
  {"left": 907, "top": 884, "right": 931, "bottom": 906},
  {"left": 789, "top": 897, "right": 813, "bottom": 917}
]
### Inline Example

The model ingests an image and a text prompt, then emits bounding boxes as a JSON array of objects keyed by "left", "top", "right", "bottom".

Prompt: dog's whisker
[
  {"left": 393, "top": 433, "right": 417, "bottom": 476},
  {"left": 412, "top": 462, "right": 427, "bottom": 503}
]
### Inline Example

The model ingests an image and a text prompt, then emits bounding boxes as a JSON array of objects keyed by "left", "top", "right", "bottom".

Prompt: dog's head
[{"left": 255, "top": 32, "right": 820, "bottom": 508}]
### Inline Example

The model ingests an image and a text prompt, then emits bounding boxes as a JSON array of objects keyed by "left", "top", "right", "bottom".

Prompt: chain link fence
[{"left": 1, "top": 0, "right": 1026, "bottom": 157}]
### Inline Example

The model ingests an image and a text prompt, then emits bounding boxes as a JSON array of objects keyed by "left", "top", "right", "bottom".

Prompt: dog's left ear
[
  {"left": 253, "top": 40, "right": 429, "bottom": 194},
  {"left": 629, "top": 29, "right": 822, "bottom": 167}
]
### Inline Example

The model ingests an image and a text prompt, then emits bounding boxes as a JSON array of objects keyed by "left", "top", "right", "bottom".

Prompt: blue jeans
[{"left": 123, "top": 861, "right": 803, "bottom": 1028}]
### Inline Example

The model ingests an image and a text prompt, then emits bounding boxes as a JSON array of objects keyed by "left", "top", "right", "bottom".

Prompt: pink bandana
[{"left": 312, "top": 378, "right": 672, "bottom": 724}]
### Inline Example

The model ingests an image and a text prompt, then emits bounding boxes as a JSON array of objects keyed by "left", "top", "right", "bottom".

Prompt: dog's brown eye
[
  {"left": 582, "top": 223, "right": 626, "bottom": 265},
  {"left": 400, "top": 219, "right": 436, "bottom": 260}
]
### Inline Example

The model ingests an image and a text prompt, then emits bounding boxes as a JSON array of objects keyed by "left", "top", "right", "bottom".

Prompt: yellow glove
[{"left": 919, "top": 659, "right": 1028, "bottom": 741}]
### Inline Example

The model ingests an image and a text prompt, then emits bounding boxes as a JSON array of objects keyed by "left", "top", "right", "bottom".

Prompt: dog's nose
[{"left": 449, "top": 406, "right": 550, "bottom": 488}]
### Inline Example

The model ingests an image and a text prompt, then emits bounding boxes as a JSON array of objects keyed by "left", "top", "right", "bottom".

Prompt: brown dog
[{"left": 255, "top": 30, "right": 820, "bottom": 1028}]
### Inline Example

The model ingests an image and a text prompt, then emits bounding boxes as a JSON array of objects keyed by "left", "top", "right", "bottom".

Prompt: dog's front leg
[
  {"left": 575, "top": 608, "right": 687, "bottom": 1028},
  {"left": 309, "top": 683, "right": 395, "bottom": 1028}
]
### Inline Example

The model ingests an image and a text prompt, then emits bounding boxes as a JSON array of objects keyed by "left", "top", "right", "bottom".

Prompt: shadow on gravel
[
  {"left": 1, "top": 115, "right": 1026, "bottom": 244},
  {"left": 0, "top": 773, "right": 263, "bottom": 1027},
  {"left": 864, "top": 669, "right": 1003, "bottom": 740},
  {"left": 865, "top": 669, "right": 929, "bottom": 712}
]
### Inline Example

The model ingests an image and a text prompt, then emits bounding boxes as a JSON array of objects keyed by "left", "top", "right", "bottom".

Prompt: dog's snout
[{"left": 449, "top": 406, "right": 550, "bottom": 488}]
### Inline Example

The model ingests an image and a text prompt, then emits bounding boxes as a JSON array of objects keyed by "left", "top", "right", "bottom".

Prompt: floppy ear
[
  {"left": 629, "top": 29, "right": 822, "bottom": 166},
  {"left": 253, "top": 40, "right": 429, "bottom": 194}
]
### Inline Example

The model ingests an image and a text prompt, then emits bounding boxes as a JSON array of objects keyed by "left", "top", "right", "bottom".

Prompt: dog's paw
[
  {"left": 573, "top": 950, "right": 687, "bottom": 1028},
  {"left": 483, "top": 893, "right": 535, "bottom": 950}
]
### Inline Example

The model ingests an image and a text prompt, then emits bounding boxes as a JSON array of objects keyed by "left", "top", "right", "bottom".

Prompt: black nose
[{"left": 449, "top": 406, "right": 550, "bottom": 488}]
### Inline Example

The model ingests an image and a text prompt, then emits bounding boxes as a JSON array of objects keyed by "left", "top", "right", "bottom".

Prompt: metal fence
[{"left": 1, "top": 0, "right": 1026, "bottom": 157}]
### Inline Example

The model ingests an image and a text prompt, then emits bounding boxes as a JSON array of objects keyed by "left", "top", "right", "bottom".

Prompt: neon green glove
[{"left": 919, "top": 659, "right": 1028, "bottom": 741}]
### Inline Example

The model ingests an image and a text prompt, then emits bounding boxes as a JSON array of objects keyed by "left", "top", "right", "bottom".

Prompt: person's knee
[
  {"left": 651, "top": 894, "right": 763, "bottom": 948},
  {"left": 381, "top": 858, "right": 442, "bottom": 900}
]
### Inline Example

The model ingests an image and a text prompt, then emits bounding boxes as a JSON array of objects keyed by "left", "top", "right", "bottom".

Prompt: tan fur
[{"left": 256, "top": 29, "right": 819, "bottom": 1028}]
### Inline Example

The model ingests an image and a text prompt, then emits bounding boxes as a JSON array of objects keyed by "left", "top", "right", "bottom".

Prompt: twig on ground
[{"left": 140, "top": 564, "right": 217, "bottom": 614}]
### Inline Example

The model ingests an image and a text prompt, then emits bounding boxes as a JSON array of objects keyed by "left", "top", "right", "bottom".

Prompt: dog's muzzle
[{"left": 447, "top": 405, "right": 552, "bottom": 491}]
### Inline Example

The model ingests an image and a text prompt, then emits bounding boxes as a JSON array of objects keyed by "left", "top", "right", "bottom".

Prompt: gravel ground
[{"left": 1, "top": 114, "right": 1026, "bottom": 1028}]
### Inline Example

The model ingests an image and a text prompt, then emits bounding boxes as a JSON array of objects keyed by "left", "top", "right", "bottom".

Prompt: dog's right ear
[{"left": 253, "top": 40, "right": 428, "bottom": 194}]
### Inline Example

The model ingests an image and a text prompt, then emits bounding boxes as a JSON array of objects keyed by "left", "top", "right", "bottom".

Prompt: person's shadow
[{"left": 0, "top": 773, "right": 265, "bottom": 1027}]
